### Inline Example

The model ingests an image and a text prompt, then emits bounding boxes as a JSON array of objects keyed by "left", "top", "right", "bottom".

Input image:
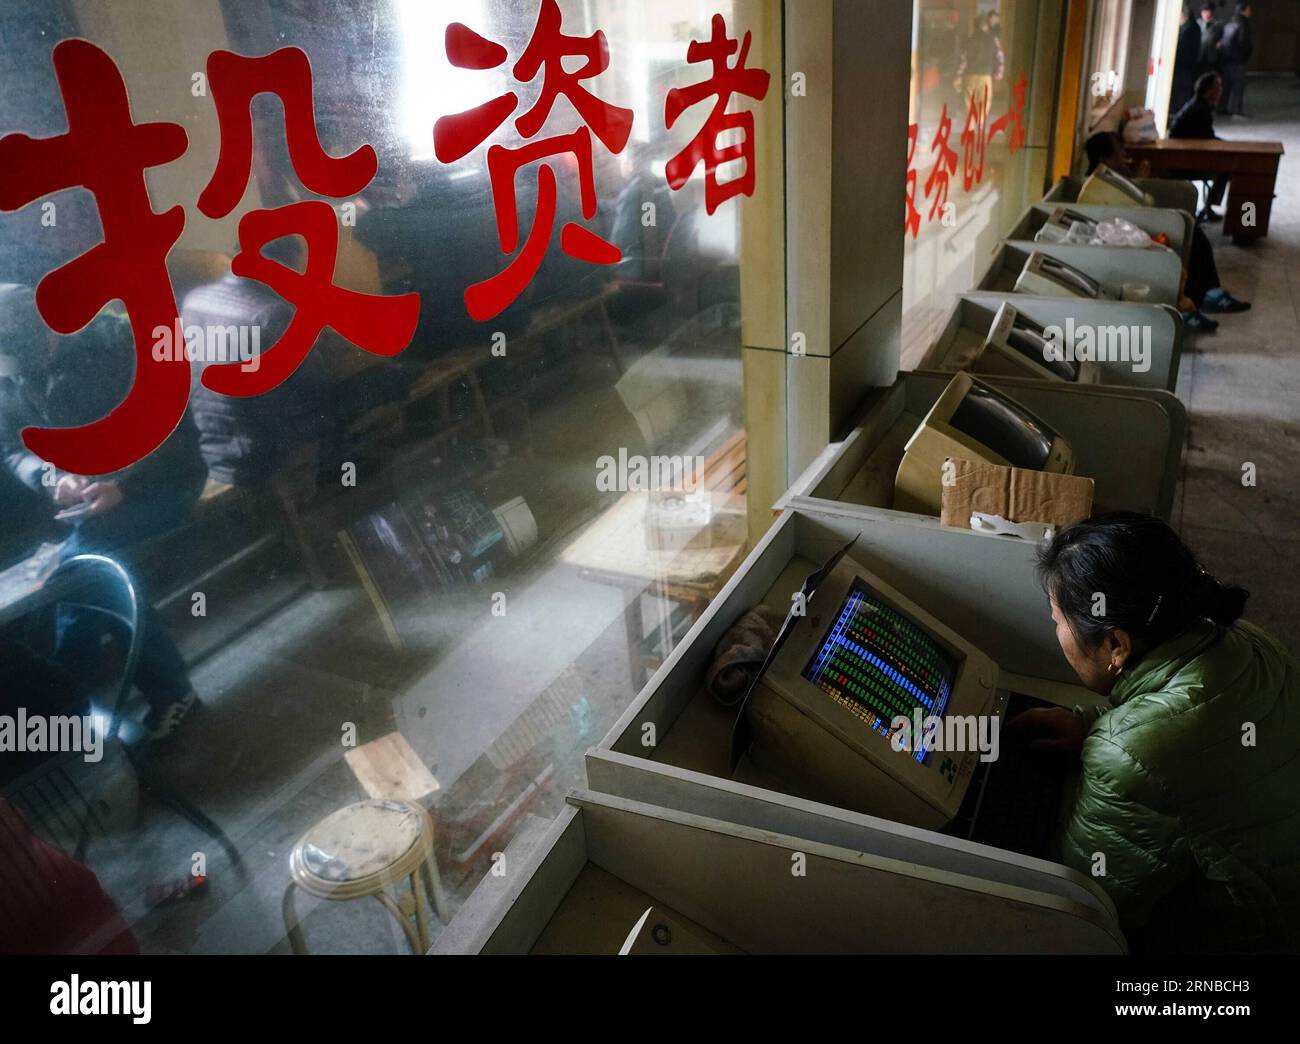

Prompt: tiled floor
[{"left": 1169, "top": 73, "right": 1300, "bottom": 659}]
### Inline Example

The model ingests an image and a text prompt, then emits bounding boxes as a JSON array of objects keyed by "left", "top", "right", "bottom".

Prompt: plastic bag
[
  {"left": 1121, "top": 107, "right": 1158, "bottom": 143},
  {"left": 1090, "top": 217, "right": 1155, "bottom": 248}
]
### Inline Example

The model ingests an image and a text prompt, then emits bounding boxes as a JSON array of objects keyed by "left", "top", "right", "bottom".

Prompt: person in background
[
  {"left": 0, "top": 284, "right": 206, "bottom": 741},
  {"left": 1013, "top": 513, "right": 1300, "bottom": 953},
  {"left": 1084, "top": 131, "right": 1250, "bottom": 332},
  {"left": 1217, "top": 3, "right": 1254, "bottom": 116},
  {"left": 1170, "top": 5, "right": 1204, "bottom": 117},
  {"left": 1169, "top": 72, "right": 1229, "bottom": 222},
  {"left": 1196, "top": 2, "right": 1223, "bottom": 77},
  {"left": 609, "top": 140, "right": 679, "bottom": 284},
  {"left": 955, "top": 12, "right": 1001, "bottom": 104},
  {"left": 986, "top": 9, "right": 1007, "bottom": 85}
]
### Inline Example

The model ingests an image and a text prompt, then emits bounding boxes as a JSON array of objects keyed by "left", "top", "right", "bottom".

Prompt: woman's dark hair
[
  {"left": 1038, "top": 512, "right": 1249, "bottom": 655},
  {"left": 1084, "top": 131, "right": 1121, "bottom": 174}
]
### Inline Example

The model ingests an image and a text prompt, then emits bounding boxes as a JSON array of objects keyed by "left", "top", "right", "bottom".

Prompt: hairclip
[{"left": 1146, "top": 593, "right": 1164, "bottom": 626}]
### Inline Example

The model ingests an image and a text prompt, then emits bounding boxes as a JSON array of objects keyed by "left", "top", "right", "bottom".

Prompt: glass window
[
  {"left": 0, "top": 0, "right": 779, "bottom": 954},
  {"left": 902, "top": 0, "right": 1047, "bottom": 362}
]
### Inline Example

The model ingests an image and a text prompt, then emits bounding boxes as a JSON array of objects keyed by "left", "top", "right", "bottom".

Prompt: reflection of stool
[{"left": 282, "top": 799, "right": 450, "bottom": 954}]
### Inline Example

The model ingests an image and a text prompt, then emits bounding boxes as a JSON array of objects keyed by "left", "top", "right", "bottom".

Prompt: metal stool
[{"left": 282, "top": 799, "right": 449, "bottom": 954}]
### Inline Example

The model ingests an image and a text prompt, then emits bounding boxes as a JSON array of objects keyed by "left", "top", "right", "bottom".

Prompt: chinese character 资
[{"left": 433, "top": 1, "right": 634, "bottom": 321}]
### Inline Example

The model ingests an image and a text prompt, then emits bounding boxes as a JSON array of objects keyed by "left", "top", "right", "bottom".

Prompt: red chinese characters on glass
[
  {"left": 1006, "top": 73, "right": 1028, "bottom": 153},
  {"left": 199, "top": 48, "right": 377, "bottom": 219},
  {"left": 905, "top": 123, "right": 922, "bottom": 240},
  {"left": 198, "top": 47, "right": 419, "bottom": 396},
  {"left": 0, "top": 40, "right": 189, "bottom": 475},
  {"left": 905, "top": 70, "right": 1029, "bottom": 238},
  {"left": 960, "top": 83, "right": 988, "bottom": 191},
  {"left": 924, "top": 103, "right": 958, "bottom": 222},
  {"left": 664, "top": 13, "right": 771, "bottom": 215},
  {"left": 434, "top": 0, "right": 634, "bottom": 321}
]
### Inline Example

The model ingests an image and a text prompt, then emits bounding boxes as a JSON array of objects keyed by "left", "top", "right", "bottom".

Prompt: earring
[{"left": 1107, "top": 661, "right": 1123, "bottom": 677}]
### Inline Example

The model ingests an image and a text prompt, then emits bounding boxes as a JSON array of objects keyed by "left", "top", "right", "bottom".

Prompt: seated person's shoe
[
  {"left": 144, "top": 690, "right": 197, "bottom": 742},
  {"left": 1202, "top": 288, "right": 1251, "bottom": 313},
  {"left": 1182, "top": 311, "right": 1219, "bottom": 333}
]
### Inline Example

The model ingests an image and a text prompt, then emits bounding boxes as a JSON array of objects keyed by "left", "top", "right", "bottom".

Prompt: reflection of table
[
  {"left": 0, "top": 543, "right": 64, "bottom": 628},
  {"left": 1125, "top": 139, "right": 1284, "bottom": 243},
  {"left": 560, "top": 490, "right": 747, "bottom": 689},
  {"left": 517, "top": 282, "right": 626, "bottom": 375}
]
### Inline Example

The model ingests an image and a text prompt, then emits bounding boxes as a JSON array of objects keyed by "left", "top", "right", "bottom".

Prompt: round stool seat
[{"left": 290, "top": 799, "right": 432, "bottom": 901}]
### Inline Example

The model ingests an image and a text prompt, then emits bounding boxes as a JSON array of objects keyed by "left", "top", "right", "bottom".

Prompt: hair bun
[{"left": 1194, "top": 572, "right": 1249, "bottom": 627}]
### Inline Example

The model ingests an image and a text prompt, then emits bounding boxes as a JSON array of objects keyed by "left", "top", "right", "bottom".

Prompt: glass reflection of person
[
  {"left": 955, "top": 12, "right": 1003, "bottom": 105},
  {"left": 610, "top": 140, "right": 678, "bottom": 284},
  {"left": 0, "top": 284, "right": 205, "bottom": 740}
]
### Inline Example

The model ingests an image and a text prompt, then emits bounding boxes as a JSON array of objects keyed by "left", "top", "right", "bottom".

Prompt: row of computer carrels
[{"left": 435, "top": 170, "right": 1196, "bottom": 954}]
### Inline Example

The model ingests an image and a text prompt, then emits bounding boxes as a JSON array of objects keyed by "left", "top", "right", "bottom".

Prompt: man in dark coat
[{"left": 1169, "top": 72, "right": 1228, "bottom": 222}]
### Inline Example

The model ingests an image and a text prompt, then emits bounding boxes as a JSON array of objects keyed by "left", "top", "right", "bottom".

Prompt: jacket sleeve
[
  {"left": 5, "top": 447, "right": 48, "bottom": 494},
  {"left": 1058, "top": 731, "right": 1193, "bottom": 925}
]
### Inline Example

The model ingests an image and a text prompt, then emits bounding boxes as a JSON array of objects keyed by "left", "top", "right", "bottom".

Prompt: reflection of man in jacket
[
  {"left": 955, "top": 13, "right": 1004, "bottom": 106},
  {"left": 0, "top": 284, "right": 206, "bottom": 741},
  {"left": 1217, "top": 3, "right": 1254, "bottom": 116}
]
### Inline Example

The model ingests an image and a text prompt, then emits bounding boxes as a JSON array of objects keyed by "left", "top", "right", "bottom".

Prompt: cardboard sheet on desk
[{"left": 940, "top": 458, "right": 1094, "bottom": 529}]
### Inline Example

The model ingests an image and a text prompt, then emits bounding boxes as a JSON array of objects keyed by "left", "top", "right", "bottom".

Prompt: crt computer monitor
[
  {"left": 1077, "top": 164, "right": 1154, "bottom": 207},
  {"left": 1013, "top": 249, "right": 1106, "bottom": 300},
  {"left": 893, "top": 372, "right": 1074, "bottom": 515},
  {"left": 975, "top": 300, "right": 1099, "bottom": 384},
  {"left": 744, "top": 554, "right": 999, "bottom": 830},
  {"left": 1033, "top": 205, "right": 1098, "bottom": 245}
]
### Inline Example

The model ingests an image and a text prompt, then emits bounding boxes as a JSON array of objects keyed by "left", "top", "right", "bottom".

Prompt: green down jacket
[{"left": 1058, "top": 619, "right": 1300, "bottom": 953}]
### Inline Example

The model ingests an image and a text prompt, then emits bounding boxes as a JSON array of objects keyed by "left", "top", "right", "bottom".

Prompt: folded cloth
[{"left": 706, "top": 605, "right": 786, "bottom": 707}]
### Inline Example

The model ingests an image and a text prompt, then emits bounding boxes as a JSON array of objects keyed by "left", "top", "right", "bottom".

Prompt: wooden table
[
  {"left": 560, "top": 489, "right": 748, "bottom": 690},
  {"left": 1125, "top": 138, "right": 1284, "bottom": 244}
]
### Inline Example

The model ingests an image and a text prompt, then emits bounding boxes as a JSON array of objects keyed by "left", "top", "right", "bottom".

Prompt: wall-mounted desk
[{"left": 1124, "top": 139, "right": 1284, "bottom": 244}]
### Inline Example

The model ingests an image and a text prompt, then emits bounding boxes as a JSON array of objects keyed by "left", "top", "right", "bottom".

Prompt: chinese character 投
[
  {"left": 199, "top": 47, "right": 419, "bottom": 397},
  {"left": 0, "top": 40, "right": 188, "bottom": 474},
  {"left": 0, "top": 41, "right": 419, "bottom": 472},
  {"left": 434, "top": 0, "right": 634, "bottom": 321}
]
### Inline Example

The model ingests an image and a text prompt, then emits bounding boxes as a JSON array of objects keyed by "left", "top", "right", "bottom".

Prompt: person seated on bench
[
  {"left": 1013, "top": 513, "right": 1300, "bottom": 953},
  {"left": 1168, "top": 71, "right": 1229, "bottom": 224},
  {"left": 0, "top": 284, "right": 206, "bottom": 741},
  {"left": 1085, "top": 131, "right": 1250, "bottom": 334}
]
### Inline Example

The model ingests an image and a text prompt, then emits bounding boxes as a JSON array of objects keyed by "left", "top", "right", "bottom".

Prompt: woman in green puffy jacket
[{"left": 1017, "top": 512, "right": 1300, "bottom": 953}]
